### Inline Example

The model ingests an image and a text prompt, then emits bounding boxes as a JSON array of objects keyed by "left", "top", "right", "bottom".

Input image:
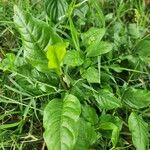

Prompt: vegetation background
[{"left": 0, "top": 0, "right": 150, "bottom": 150}]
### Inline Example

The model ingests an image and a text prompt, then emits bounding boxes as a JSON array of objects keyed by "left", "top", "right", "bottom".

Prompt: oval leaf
[
  {"left": 128, "top": 112, "right": 149, "bottom": 150},
  {"left": 81, "top": 27, "right": 106, "bottom": 46},
  {"left": 47, "top": 42, "right": 68, "bottom": 74},
  {"left": 43, "top": 94, "right": 81, "bottom": 150}
]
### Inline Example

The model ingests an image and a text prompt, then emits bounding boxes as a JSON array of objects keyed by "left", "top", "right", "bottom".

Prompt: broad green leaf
[
  {"left": 47, "top": 42, "right": 68, "bottom": 74},
  {"left": 135, "top": 35, "right": 150, "bottom": 58},
  {"left": 45, "top": 0, "right": 68, "bottom": 22},
  {"left": 82, "top": 105, "right": 98, "bottom": 125},
  {"left": 95, "top": 89, "right": 122, "bottom": 110},
  {"left": 128, "top": 112, "right": 149, "bottom": 150},
  {"left": 99, "top": 114, "right": 122, "bottom": 147},
  {"left": 43, "top": 94, "right": 81, "bottom": 150},
  {"left": 82, "top": 27, "right": 105, "bottom": 46},
  {"left": 81, "top": 67, "right": 99, "bottom": 83},
  {"left": 13, "top": 5, "right": 62, "bottom": 73},
  {"left": 122, "top": 88, "right": 150, "bottom": 109},
  {"left": 74, "top": 118, "right": 97, "bottom": 150},
  {"left": 86, "top": 41, "right": 113, "bottom": 57},
  {"left": 64, "top": 50, "right": 84, "bottom": 67}
]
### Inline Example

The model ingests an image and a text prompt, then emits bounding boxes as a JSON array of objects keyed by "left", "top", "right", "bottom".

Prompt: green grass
[{"left": 0, "top": 0, "right": 150, "bottom": 149}]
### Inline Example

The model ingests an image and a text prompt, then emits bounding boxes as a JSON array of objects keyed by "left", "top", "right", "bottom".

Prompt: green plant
[{"left": 0, "top": 0, "right": 150, "bottom": 149}]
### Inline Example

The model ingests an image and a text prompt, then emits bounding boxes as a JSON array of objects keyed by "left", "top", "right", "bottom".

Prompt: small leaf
[
  {"left": 82, "top": 27, "right": 105, "bottom": 46},
  {"left": 128, "top": 112, "right": 149, "bottom": 150},
  {"left": 122, "top": 88, "right": 150, "bottom": 109},
  {"left": 74, "top": 118, "right": 97, "bottom": 150},
  {"left": 81, "top": 67, "right": 99, "bottom": 83},
  {"left": 95, "top": 89, "right": 122, "bottom": 110},
  {"left": 64, "top": 50, "right": 84, "bottom": 67},
  {"left": 99, "top": 114, "right": 122, "bottom": 147},
  {"left": 43, "top": 94, "right": 81, "bottom": 150},
  {"left": 45, "top": 0, "right": 68, "bottom": 22},
  {"left": 47, "top": 42, "right": 68, "bottom": 74},
  {"left": 86, "top": 41, "right": 113, "bottom": 57}
]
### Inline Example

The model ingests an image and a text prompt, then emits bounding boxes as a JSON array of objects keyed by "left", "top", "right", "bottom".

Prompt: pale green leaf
[
  {"left": 128, "top": 112, "right": 149, "bottom": 150},
  {"left": 95, "top": 89, "right": 122, "bottom": 110},
  {"left": 47, "top": 42, "right": 68, "bottom": 74},
  {"left": 45, "top": 0, "right": 68, "bottom": 22},
  {"left": 43, "top": 94, "right": 81, "bottom": 150}
]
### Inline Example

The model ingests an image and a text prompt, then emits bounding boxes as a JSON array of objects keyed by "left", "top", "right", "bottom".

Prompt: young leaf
[
  {"left": 86, "top": 41, "right": 113, "bottom": 57},
  {"left": 128, "top": 112, "right": 149, "bottom": 150},
  {"left": 95, "top": 89, "right": 122, "bottom": 110},
  {"left": 99, "top": 114, "right": 122, "bottom": 147},
  {"left": 45, "top": 0, "right": 68, "bottom": 22},
  {"left": 81, "top": 67, "right": 99, "bottom": 83},
  {"left": 74, "top": 118, "right": 97, "bottom": 150},
  {"left": 47, "top": 42, "right": 68, "bottom": 74},
  {"left": 63, "top": 50, "right": 84, "bottom": 67},
  {"left": 43, "top": 94, "right": 81, "bottom": 150},
  {"left": 13, "top": 5, "right": 62, "bottom": 73},
  {"left": 122, "top": 88, "right": 150, "bottom": 109}
]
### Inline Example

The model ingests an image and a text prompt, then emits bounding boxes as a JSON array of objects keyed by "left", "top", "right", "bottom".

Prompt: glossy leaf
[
  {"left": 74, "top": 118, "right": 97, "bottom": 150},
  {"left": 86, "top": 41, "right": 113, "bottom": 57},
  {"left": 43, "top": 94, "right": 81, "bottom": 150},
  {"left": 128, "top": 112, "right": 149, "bottom": 150},
  {"left": 122, "top": 88, "right": 150, "bottom": 109},
  {"left": 13, "top": 5, "right": 61, "bottom": 72},
  {"left": 47, "top": 42, "right": 68, "bottom": 74},
  {"left": 95, "top": 89, "right": 122, "bottom": 110},
  {"left": 64, "top": 50, "right": 84, "bottom": 67},
  {"left": 45, "top": 0, "right": 68, "bottom": 22}
]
